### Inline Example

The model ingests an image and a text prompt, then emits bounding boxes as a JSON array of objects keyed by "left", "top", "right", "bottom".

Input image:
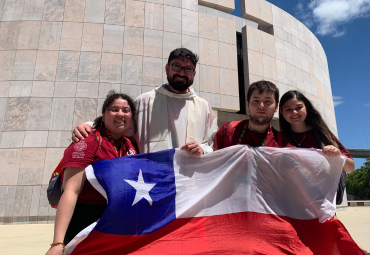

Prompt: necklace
[
  {"left": 104, "top": 127, "right": 127, "bottom": 157},
  {"left": 292, "top": 131, "right": 306, "bottom": 147}
]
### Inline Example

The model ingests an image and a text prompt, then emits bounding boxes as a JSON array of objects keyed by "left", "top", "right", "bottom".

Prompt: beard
[
  {"left": 167, "top": 74, "right": 193, "bottom": 92},
  {"left": 249, "top": 114, "right": 273, "bottom": 126}
]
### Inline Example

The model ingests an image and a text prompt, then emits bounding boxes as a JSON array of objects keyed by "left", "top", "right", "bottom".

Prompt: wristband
[{"left": 50, "top": 242, "right": 66, "bottom": 254}]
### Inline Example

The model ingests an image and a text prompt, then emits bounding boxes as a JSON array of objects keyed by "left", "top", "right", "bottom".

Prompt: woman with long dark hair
[
  {"left": 46, "top": 91, "right": 138, "bottom": 255},
  {"left": 279, "top": 90, "right": 368, "bottom": 252},
  {"left": 279, "top": 90, "right": 354, "bottom": 173},
  {"left": 279, "top": 90, "right": 354, "bottom": 208}
]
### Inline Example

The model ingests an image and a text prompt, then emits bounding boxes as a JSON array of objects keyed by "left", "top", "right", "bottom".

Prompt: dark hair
[
  {"left": 93, "top": 91, "right": 137, "bottom": 137},
  {"left": 247, "top": 80, "right": 279, "bottom": 104},
  {"left": 167, "top": 48, "right": 199, "bottom": 69},
  {"left": 279, "top": 90, "right": 338, "bottom": 149}
]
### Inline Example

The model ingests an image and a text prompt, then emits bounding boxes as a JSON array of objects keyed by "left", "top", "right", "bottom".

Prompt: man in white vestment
[{"left": 72, "top": 48, "right": 218, "bottom": 155}]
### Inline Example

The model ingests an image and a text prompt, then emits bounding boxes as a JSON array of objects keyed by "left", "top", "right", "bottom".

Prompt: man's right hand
[{"left": 72, "top": 123, "right": 92, "bottom": 142}]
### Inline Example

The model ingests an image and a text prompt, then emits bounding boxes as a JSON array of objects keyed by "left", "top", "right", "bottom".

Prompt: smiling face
[
  {"left": 102, "top": 98, "right": 133, "bottom": 140},
  {"left": 165, "top": 57, "right": 196, "bottom": 92},
  {"left": 247, "top": 90, "right": 278, "bottom": 126},
  {"left": 280, "top": 98, "right": 308, "bottom": 127}
]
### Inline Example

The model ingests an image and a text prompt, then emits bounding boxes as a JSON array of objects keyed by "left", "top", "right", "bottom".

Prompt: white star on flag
[{"left": 124, "top": 170, "right": 156, "bottom": 206}]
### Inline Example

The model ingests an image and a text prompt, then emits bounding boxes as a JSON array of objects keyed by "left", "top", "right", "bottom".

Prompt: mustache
[{"left": 173, "top": 74, "right": 188, "bottom": 80}]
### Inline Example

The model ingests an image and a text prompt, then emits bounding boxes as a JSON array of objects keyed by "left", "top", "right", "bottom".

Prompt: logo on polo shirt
[
  {"left": 73, "top": 141, "right": 87, "bottom": 158},
  {"left": 74, "top": 141, "right": 87, "bottom": 151},
  {"left": 127, "top": 148, "right": 136, "bottom": 156}
]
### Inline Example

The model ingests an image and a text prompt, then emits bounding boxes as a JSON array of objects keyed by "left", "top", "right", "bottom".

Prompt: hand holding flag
[{"left": 66, "top": 146, "right": 363, "bottom": 255}]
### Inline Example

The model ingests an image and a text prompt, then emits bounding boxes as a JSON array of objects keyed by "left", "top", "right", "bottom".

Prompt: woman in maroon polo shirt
[
  {"left": 46, "top": 91, "right": 138, "bottom": 255},
  {"left": 279, "top": 90, "right": 355, "bottom": 204},
  {"left": 278, "top": 90, "right": 368, "bottom": 253}
]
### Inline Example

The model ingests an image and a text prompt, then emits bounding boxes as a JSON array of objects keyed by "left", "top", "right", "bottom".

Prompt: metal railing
[{"left": 346, "top": 149, "right": 370, "bottom": 159}]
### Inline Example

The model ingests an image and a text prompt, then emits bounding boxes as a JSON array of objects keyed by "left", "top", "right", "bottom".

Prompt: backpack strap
[
  {"left": 224, "top": 121, "right": 233, "bottom": 138},
  {"left": 91, "top": 129, "right": 103, "bottom": 151},
  {"left": 224, "top": 120, "right": 241, "bottom": 143},
  {"left": 224, "top": 121, "right": 242, "bottom": 138}
]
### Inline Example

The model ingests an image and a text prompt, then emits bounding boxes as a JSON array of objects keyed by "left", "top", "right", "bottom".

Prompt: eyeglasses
[{"left": 169, "top": 63, "right": 195, "bottom": 75}]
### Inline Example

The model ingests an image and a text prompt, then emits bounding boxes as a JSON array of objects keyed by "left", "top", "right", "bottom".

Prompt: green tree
[{"left": 345, "top": 157, "right": 370, "bottom": 199}]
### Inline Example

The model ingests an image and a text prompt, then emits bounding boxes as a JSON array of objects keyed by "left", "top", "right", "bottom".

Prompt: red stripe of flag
[{"left": 70, "top": 211, "right": 362, "bottom": 255}]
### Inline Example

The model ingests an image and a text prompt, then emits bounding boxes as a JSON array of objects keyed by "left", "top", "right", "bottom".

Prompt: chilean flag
[{"left": 66, "top": 146, "right": 363, "bottom": 254}]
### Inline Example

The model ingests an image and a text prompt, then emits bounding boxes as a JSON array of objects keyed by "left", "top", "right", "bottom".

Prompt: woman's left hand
[{"left": 322, "top": 145, "right": 341, "bottom": 157}]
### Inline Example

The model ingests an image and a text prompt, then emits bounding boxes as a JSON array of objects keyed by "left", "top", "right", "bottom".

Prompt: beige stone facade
[{"left": 0, "top": 0, "right": 338, "bottom": 224}]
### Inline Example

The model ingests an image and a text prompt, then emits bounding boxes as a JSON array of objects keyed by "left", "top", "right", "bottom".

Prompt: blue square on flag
[{"left": 92, "top": 149, "right": 176, "bottom": 235}]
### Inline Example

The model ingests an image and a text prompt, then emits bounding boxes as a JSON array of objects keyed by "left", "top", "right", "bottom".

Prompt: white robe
[{"left": 135, "top": 85, "right": 218, "bottom": 154}]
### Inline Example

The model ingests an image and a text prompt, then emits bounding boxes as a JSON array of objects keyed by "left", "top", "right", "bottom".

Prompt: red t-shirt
[
  {"left": 63, "top": 127, "right": 137, "bottom": 204},
  {"left": 283, "top": 130, "right": 352, "bottom": 159},
  {"left": 214, "top": 120, "right": 292, "bottom": 150}
]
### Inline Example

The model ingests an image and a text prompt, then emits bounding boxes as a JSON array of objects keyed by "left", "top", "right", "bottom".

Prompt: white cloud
[
  {"left": 332, "top": 29, "right": 347, "bottom": 37},
  {"left": 295, "top": 1, "right": 315, "bottom": 27},
  {"left": 334, "top": 101, "right": 344, "bottom": 106},
  {"left": 365, "top": 103, "right": 370, "bottom": 106},
  {"left": 333, "top": 96, "right": 344, "bottom": 106},
  {"left": 295, "top": 0, "right": 370, "bottom": 37}
]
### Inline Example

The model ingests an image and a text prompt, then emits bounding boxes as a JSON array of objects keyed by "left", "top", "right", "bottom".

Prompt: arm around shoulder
[{"left": 72, "top": 122, "right": 93, "bottom": 142}]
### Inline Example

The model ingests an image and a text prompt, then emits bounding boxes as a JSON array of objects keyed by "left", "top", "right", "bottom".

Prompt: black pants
[{"left": 64, "top": 203, "right": 107, "bottom": 245}]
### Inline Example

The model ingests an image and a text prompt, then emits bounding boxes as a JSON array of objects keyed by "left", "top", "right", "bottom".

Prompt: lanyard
[
  {"left": 237, "top": 121, "right": 270, "bottom": 147},
  {"left": 104, "top": 128, "right": 126, "bottom": 157}
]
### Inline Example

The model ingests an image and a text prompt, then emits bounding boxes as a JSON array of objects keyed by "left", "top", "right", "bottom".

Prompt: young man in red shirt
[{"left": 214, "top": 80, "right": 289, "bottom": 149}]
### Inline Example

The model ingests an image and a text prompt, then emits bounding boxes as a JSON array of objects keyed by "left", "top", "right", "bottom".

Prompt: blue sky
[{"left": 232, "top": 0, "right": 370, "bottom": 169}]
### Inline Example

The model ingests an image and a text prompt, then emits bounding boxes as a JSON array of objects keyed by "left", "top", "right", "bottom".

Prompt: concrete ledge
[
  {"left": 336, "top": 206, "right": 348, "bottom": 212},
  {"left": 0, "top": 216, "right": 55, "bottom": 225},
  {"left": 348, "top": 200, "right": 370, "bottom": 207}
]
